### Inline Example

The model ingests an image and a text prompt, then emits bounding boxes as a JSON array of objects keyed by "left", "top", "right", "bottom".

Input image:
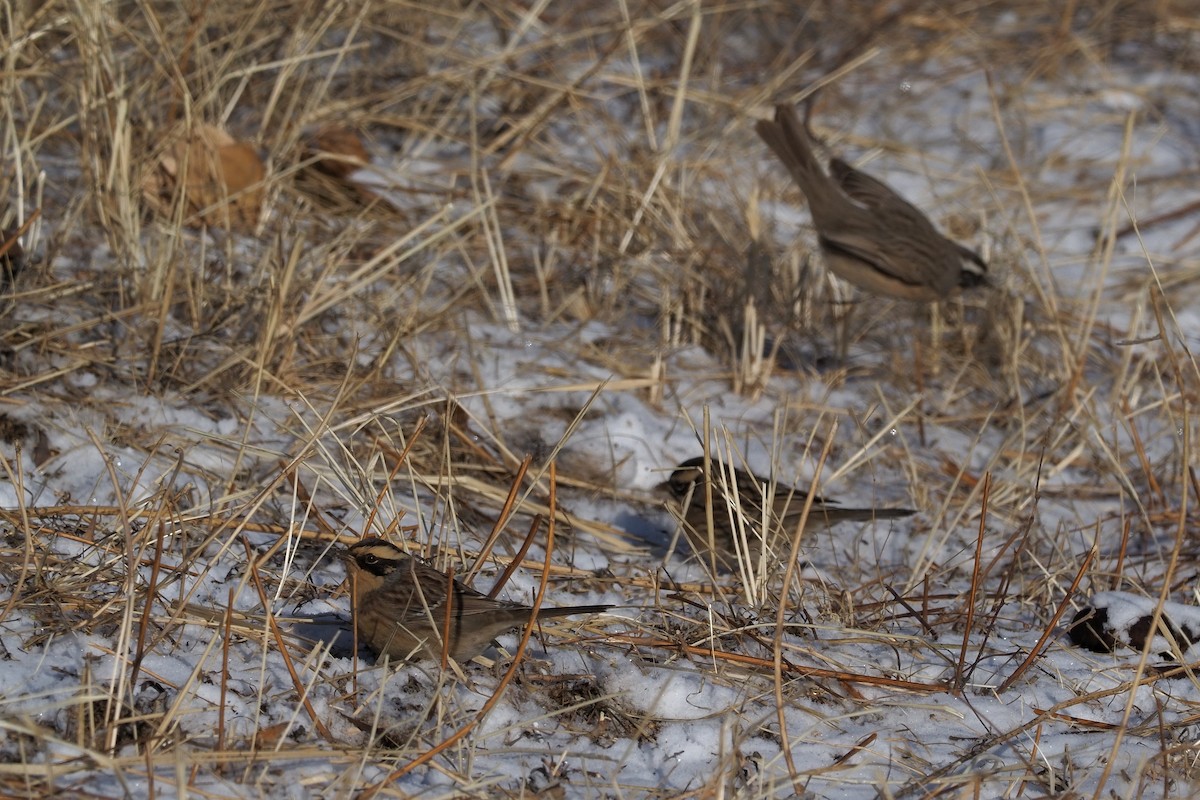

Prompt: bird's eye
[{"left": 362, "top": 554, "right": 379, "bottom": 566}]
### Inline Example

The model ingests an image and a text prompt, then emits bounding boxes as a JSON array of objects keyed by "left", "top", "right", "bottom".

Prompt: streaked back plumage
[
  {"left": 341, "top": 538, "right": 610, "bottom": 662},
  {"left": 755, "top": 104, "right": 987, "bottom": 301}
]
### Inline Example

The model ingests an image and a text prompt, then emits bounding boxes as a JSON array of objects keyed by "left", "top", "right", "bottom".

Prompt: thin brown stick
[
  {"left": 1123, "top": 397, "right": 1163, "bottom": 505},
  {"left": 127, "top": 517, "right": 168, "bottom": 699},
  {"left": 608, "top": 635, "right": 943, "bottom": 693},
  {"left": 954, "top": 472, "right": 991, "bottom": 695},
  {"left": 1114, "top": 197, "right": 1200, "bottom": 241},
  {"left": 997, "top": 543, "right": 1096, "bottom": 693},
  {"left": 466, "top": 454, "right": 533, "bottom": 585},
  {"left": 487, "top": 513, "right": 544, "bottom": 599},
  {"left": 831, "top": 732, "right": 877, "bottom": 768},
  {"left": 438, "top": 564, "right": 454, "bottom": 671},
  {"left": 0, "top": 208, "right": 39, "bottom": 256},
  {"left": 241, "top": 537, "right": 333, "bottom": 743},
  {"left": 217, "top": 587, "right": 234, "bottom": 765}
]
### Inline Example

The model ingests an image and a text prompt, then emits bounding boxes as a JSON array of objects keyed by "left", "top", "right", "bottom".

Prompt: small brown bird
[
  {"left": 658, "top": 456, "right": 915, "bottom": 570},
  {"left": 755, "top": 104, "right": 987, "bottom": 302},
  {"left": 340, "top": 538, "right": 610, "bottom": 663}
]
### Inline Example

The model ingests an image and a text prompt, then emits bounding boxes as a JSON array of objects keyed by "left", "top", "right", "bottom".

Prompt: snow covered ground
[{"left": 2, "top": 2, "right": 1200, "bottom": 798}]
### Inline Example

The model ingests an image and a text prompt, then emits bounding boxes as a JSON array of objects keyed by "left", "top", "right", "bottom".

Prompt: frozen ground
[{"left": 2, "top": 2, "right": 1200, "bottom": 798}]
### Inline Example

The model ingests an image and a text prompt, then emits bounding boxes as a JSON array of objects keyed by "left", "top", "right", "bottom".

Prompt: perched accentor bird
[
  {"left": 659, "top": 456, "right": 915, "bottom": 570},
  {"left": 755, "top": 103, "right": 986, "bottom": 301},
  {"left": 341, "top": 538, "right": 610, "bottom": 662}
]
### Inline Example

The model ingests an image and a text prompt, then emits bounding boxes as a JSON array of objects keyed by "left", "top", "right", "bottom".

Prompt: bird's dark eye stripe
[
  {"left": 350, "top": 547, "right": 401, "bottom": 576},
  {"left": 356, "top": 558, "right": 391, "bottom": 576}
]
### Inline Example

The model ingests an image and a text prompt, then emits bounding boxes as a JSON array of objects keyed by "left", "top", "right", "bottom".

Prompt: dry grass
[{"left": 2, "top": 0, "right": 1200, "bottom": 797}]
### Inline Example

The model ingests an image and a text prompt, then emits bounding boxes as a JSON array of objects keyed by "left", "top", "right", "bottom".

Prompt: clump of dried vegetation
[{"left": 2, "top": 0, "right": 1200, "bottom": 797}]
